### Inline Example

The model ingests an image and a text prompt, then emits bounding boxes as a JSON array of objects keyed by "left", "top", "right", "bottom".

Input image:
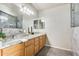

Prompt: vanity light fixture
[
  {"left": 27, "top": 8, "right": 34, "bottom": 15},
  {"left": 41, "top": 20, "right": 45, "bottom": 22},
  {"left": 15, "top": 4, "right": 34, "bottom": 16},
  {"left": 25, "top": 10, "right": 31, "bottom": 16}
]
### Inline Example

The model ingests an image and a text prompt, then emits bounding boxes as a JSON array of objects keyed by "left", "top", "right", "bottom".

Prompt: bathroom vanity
[{"left": 0, "top": 33, "right": 46, "bottom": 56}]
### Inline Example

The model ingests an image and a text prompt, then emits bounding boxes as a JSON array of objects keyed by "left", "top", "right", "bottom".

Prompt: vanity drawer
[
  {"left": 3, "top": 43, "right": 24, "bottom": 51},
  {"left": 16, "top": 42, "right": 25, "bottom": 49},
  {"left": 3, "top": 46, "right": 18, "bottom": 53},
  {"left": 35, "top": 40, "right": 39, "bottom": 45},
  {"left": 2, "top": 43, "right": 24, "bottom": 56},
  {"left": 13, "top": 49, "right": 25, "bottom": 56},
  {"left": 3, "top": 49, "right": 25, "bottom": 56},
  {"left": 25, "top": 39, "right": 34, "bottom": 46},
  {"left": 35, "top": 37, "right": 39, "bottom": 45},
  {"left": 35, "top": 37, "right": 39, "bottom": 41},
  {"left": 39, "top": 35, "right": 43, "bottom": 39}
]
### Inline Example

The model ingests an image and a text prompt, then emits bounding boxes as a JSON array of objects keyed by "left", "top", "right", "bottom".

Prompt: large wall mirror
[
  {"left": 34, "top": 19, "right": 45, "bottom": 29},
  {"left": 0, "top": 10, "right": 22, "bottom": 28}
]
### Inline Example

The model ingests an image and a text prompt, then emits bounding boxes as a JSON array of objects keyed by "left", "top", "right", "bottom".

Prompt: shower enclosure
[{"left": 71, "top": 3, "right": 79, "bottom": 56}]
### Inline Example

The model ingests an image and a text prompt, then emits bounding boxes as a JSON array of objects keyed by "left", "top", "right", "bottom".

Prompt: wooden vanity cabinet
[
  {"left": 2, "top": 42, "right": 25, "bottom": 56},
  {"left": 42, "top": 35, "right": 46, "bottom": 47},
  {"left": 39, "top": 36, "right": 43, "bottom": 49},
  {"left": 0, "top": 34, "right": 46, "bottom": 56},
  {"left": 14, "top": 49, "right": 25, "bottom": 56},
  {"left": 24, "top": 34, "right": 46, "bottom": 56},
  {"left": 34, "top": 37, "right": 40, "bottom": 55},
  {"left": 25, "top": 44, "right": 34, "bottom": 56},
  {"left": 39, "top": 35, "right": 46, "bottom": 50},
  {"left": 25, "top": 38, "right": 35, "bottom": 56}
]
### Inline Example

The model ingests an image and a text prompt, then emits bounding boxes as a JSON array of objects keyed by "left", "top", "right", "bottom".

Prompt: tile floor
[{"left": 37, "top": 46, "right": 73, "bottom": 56}]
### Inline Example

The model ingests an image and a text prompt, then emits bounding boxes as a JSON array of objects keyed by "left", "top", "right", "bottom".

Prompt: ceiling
[{"left": 32, "top": 3, "right": 65, "bottom": 11}]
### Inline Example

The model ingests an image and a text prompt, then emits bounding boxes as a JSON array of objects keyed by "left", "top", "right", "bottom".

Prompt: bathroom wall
[
  {"left": 22, "top": 4, "right": 38, "bottom": 32},
  {"left": 39, "top": 4, "right": 72, "bottom": 51}
]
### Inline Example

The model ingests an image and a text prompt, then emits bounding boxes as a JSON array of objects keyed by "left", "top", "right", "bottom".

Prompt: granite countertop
[{"left": 0, "top": 33, "right": 45, "bottom": 49}]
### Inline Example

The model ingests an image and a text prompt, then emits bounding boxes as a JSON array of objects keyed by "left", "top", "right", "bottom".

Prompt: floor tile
[{"left": 37, "top": 46, "right": 73, "bottom": 56}]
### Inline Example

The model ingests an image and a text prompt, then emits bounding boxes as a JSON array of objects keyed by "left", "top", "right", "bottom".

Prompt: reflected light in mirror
[
  {"left": 41, "top": 20, "right": 45, "bottom": 22},
  {"left": 0, "top": 16, "right": 8, "bottom": 22}
]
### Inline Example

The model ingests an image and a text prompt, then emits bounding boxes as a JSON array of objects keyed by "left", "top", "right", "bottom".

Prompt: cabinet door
[
  {"left": 35, "top": 37, "right": 39, "bottom": 45},
  {"left": 39, "top": 39, "right": 43, "bottom": 49},
  {"left": 42, "top": 35, "right": 46, "bottom": 46},
  {"left": 25, "top": 44, "right": 34, "bottom": 56},
  {"left": 35, "top": 45, "right": 39, "bottom": 54},
  {"left": 39, "top": 36, "right": 44, "bottom": 49},
  {"left": 34, "top": 37, "right": 40, "bottom": 55},
  {"left": 39, "top": 35, "right": 46, "bottom": 49}
]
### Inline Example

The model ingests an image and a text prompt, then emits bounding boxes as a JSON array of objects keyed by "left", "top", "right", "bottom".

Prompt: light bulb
[
  {"left": 41, "top": 20, "right": 45, "bottom": 22},
  {"left": 25, "top": 11, "right": 30, "bottom": 16}
]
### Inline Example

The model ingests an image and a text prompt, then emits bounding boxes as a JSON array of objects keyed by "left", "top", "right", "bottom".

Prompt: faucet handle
[{"left": 12, "top": 35, "right": 15, "bottom": 39}]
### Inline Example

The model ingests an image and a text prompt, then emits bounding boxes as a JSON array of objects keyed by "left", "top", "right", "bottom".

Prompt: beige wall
[{"left": 39, "top": 4, "right": 72, "bottom": 51}]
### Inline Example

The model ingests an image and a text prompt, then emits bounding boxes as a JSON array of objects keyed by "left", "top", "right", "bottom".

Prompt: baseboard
[
  {"left": 45, "top": 44, "right": 51, "bottom": 47},
  {"left": 45, "top": 44, "right": 72, "bottom": 52}
]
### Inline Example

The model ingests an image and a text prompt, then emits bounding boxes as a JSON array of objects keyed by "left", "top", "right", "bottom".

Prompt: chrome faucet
[
  {"left": 12, "top": 35, "right": 15, "bottom": 39},
  {"left": 0, "top": 28, "right": 2, "bottom": 33}
]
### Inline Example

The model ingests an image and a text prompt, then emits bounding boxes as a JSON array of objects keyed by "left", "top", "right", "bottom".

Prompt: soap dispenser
[
  {"left": 31, "top": 26, "right": 34, "bottom": 35},
  {"left": 28, "top": 27, "right": 30, "bottom": 34}
]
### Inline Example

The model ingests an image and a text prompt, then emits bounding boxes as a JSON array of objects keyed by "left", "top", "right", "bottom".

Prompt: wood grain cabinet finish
[
  {"left": 25, "top": 38, "right": 35, "bottom": 56},
  {"left": 2, "top": 43, "right": 25, "bottom": 56},
  {"left": 25, "top": 44, "right": 34, "bottom": 56},
  {"left": 0, "top": 34, "right": 46, "bottom": 56},
  {"left": 13, "top": 49, "right": 25, "bottom": 56},
  {"left": 34, "top": 37, "right": 40, "bottom": 54},
  {"left": 39, "top": 39, "right": 43, "bottom": 49},
  {"left": 39, "top": 35, "right": 46, "bottom": 50},
  {"left": 25, "top": 39, "right": 34, "bottom": 46},
  {"left": 0, "top": 49, "right": 1, "bottom": 56},
  {"left": 42, "top": 35, "right": 46, "bottom": 47},
  {"left": 35, "top": 45, "right": 39, "bottom": 54}
]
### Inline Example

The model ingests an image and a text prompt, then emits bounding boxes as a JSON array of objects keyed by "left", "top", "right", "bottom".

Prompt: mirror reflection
[
  {"left": 0, "top": 10, "right": 22, "bottom": 28},
  {"left": 34, "top": 19, "right": 45, "bottom": 29}
]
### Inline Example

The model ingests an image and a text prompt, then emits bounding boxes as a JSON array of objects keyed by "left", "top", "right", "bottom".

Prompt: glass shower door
[{"left": 71, "top": 3, "right": 79, "bottom": 56}]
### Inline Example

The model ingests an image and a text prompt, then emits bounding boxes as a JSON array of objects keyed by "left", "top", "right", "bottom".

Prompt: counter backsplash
[{"left": 2, "top": 28, "right": 23, "bottom": 36}]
